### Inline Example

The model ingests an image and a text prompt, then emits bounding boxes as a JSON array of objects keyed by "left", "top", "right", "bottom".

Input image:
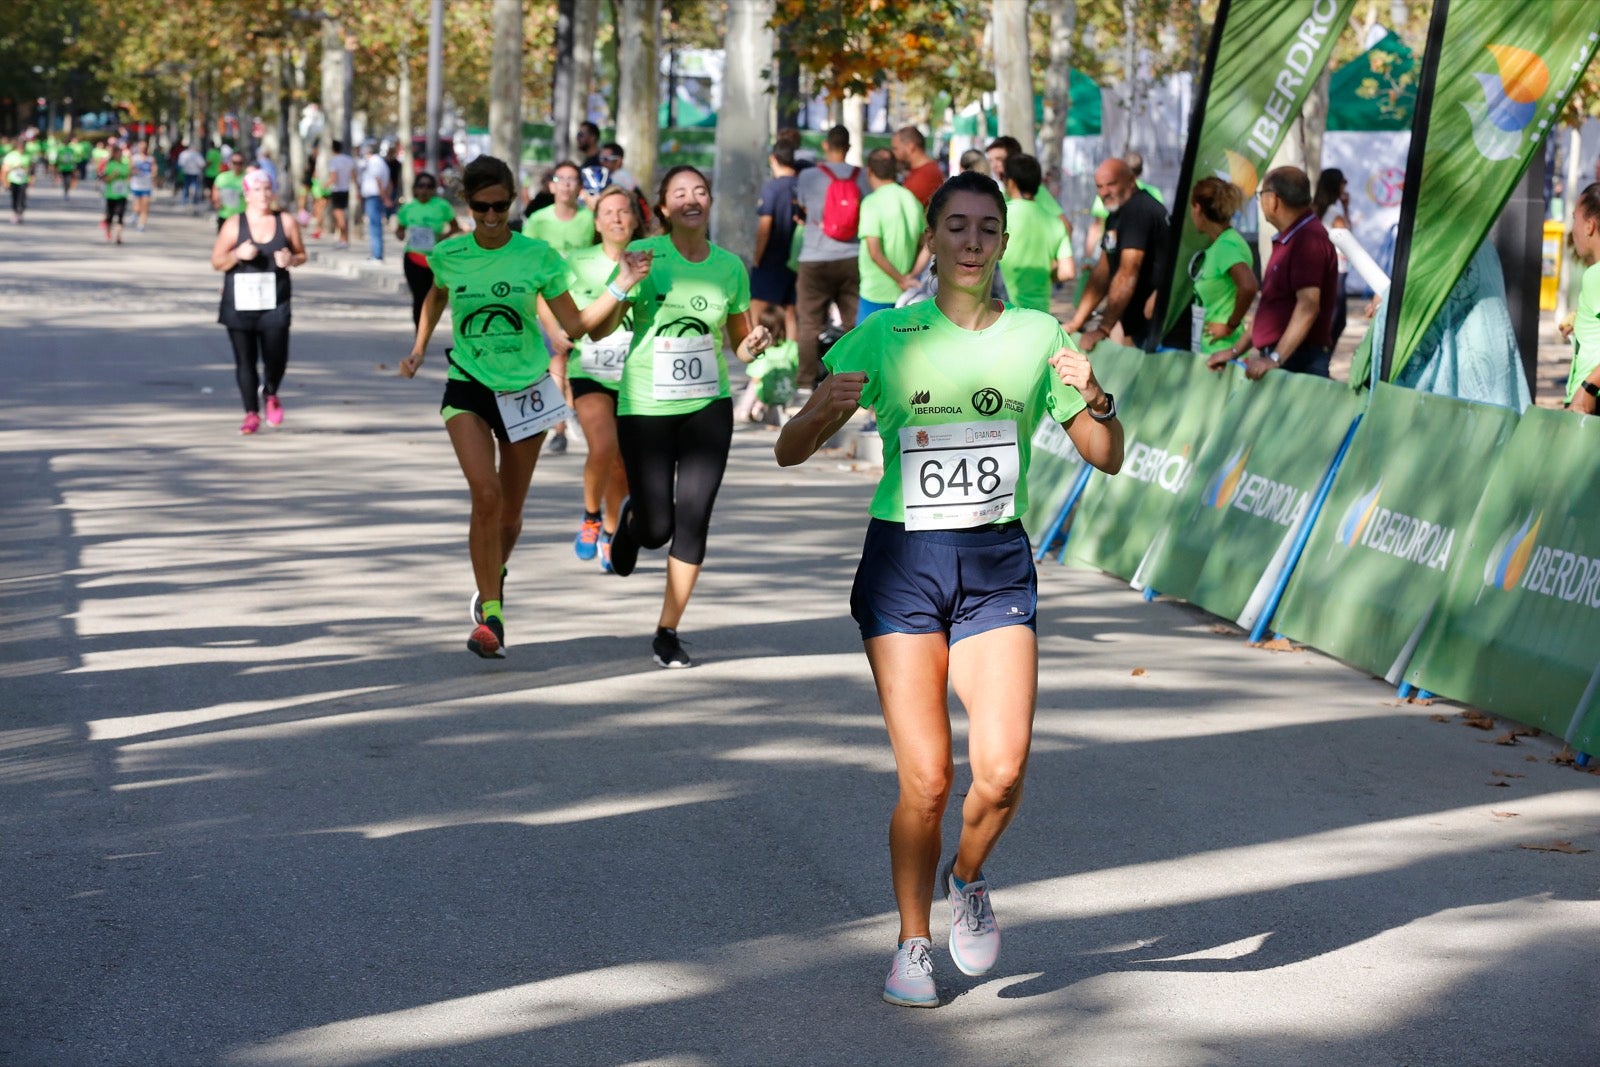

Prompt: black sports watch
[
  {"left": 1583, "top": 381, "right": 1600, "bottom": 399},
  {"left": 1089, "top": 393, "right": 1118, "bottom": 422}
]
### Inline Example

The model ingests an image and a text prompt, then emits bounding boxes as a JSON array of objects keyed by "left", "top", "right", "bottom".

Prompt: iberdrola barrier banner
[
  {"left": 1405, "top": 407, "right": 1600, "bottom": 753},
  {"left": 1141, "top": 370, "right": 1359, "bottom": 624},
  {"left": 1066, "top": 352, "right": 1239, "bottom": 579},
  {"left": 1376, "top": 0, "right": 1600, "bottom": 381},
  {"left": 1023, "top": 343, "right": 1145, "bottom": 542},
  {"left": 1157, "top": 0, "right": 1357, "bottom": 342},
  {"left": 1271, "top": 383, "right": 1519, "bottom": 681}
]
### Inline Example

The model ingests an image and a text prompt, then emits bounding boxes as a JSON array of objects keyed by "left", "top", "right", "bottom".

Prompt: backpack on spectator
[{"left": 820, "top": 165, "right": 862, "bottom": 241}]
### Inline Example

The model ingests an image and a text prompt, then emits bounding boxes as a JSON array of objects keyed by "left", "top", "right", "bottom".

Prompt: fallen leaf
[
  {"left": 1206, "top": 624, "right": 1244, "bottom": 636},
  {"left": 1492, "top": 731, "right": 1521, "bottom": 746},
  {"left": 1251, "top": 637, "right": 1302, "bottom": 652},
  {"left": 1487, "top": 780, "right": 1510, "bottom": 787},
  {"left": 1131, "top": 667, "right": 1147, "bottom": 677},
  {"left": 1429, "top": 714, "right": 1451, "bottom": 723},
  {"left": 1517, "top": 840, "right": 1591, "bottom": 854},
  {"left": 1490, "top": 810, "right": 1519, "bottom": 818},
  {"left": 1524, "top": 755, "right": 1541, "bottom": 763},
  {"left": 1459, "top": 711, "right": 1496, "bottom": 730},
  {"left": 1550, "top": 749, "right": 1577, "bottom": 766},
  {"left": 1407, "top": 696, "right": 1435, "bottom": 706},
  {"left": 375, "top": 363, "right": 388, "bottom": 371},
  {"left": 1490, "top": 770, "right": 1525, "bottom": 779}
]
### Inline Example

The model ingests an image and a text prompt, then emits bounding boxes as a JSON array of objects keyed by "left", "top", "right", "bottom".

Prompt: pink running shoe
[
  {"left": 265, "top": 395, "right": 284, "bottom": 426},
  {"left": 240, "top": 412, "right": 261, "bottom": 435}
]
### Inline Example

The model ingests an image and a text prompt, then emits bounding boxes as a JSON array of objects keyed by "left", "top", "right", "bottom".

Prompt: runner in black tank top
[{"left": 210, "top": 167, "right": 306, "bottom": 434}]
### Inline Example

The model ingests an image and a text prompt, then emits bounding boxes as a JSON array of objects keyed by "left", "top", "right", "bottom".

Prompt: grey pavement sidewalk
[{"left": 2, "top": 192, "right": 1597, "bottom": 1067}]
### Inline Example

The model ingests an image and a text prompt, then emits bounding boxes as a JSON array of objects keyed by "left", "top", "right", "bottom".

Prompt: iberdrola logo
[
  {"left": 1201, "top": 446, "right": 1250, "bottom": 509},
  {"left": 1338, "top": 482, "right": 1383, "bottom": 546},
  {"left": 1464, "top": 44, "right": 1550, "bottom": 162},
  {"left": 1483, "top": 510, "right": 1542, "bottom": 591}
]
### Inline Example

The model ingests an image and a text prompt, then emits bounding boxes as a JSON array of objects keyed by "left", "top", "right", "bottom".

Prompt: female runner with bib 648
[
  {"left": 776, "top": 171, "right": 1123, "bottom": 1008},
  {"left": 399, "top": 155, "right": 651, "bottom": 660}
]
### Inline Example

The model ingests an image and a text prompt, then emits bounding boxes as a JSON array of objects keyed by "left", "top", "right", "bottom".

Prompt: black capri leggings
[
  {"left": 617, "top": 398, "right": 733, "bottom": 567},
  {"left": 9, "top": 184, "right": 25, "bottom": 214},
  {"left": 403, "top": 256, "right": 434, "bottom": 327},
  {"left": 227, "top": 323, "right": 291, "bottom": 412}
]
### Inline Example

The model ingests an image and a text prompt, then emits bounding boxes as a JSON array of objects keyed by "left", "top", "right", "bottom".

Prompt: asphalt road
[{"left": 2, "top": 189, "right": 1598, "bottom": 1067}]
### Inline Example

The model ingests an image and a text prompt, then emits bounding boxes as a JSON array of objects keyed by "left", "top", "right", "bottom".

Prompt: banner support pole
[
  {"left": 1147, "top": 0, "right": 1230, "bottom": 351},
  {"left": 1377, "top": 0, "right": 1450, "bottom": 384},
  {"left": 1034, "top": 464, "right": 1095, "bottom": 564}
]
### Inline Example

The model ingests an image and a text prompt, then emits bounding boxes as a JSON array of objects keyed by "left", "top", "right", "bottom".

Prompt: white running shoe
[
  {"left": 882, "top": 937, "right": 938, "bottom": 1008},
  {"left": 943, "top": 863, "right": 1000, "bottom": 976}
]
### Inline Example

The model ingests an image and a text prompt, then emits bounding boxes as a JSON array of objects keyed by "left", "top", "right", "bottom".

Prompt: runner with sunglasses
[
  {"left": 775, "top": 171, "right": 1123, "bottom": 1007},
  {"left": 394, "top": 171, "right": 461, "bottom": 326},
  {"left": 398, "top": 155, "right": 652, "bottom": 659}
]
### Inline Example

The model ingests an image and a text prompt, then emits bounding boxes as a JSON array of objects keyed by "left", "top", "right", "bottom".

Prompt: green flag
[
  {"left": 1158, "top": 0, "right": 1356, "bottom": 341},
  {"left": 1380, "top": 0, "right": 1600, "bottom": 381}
]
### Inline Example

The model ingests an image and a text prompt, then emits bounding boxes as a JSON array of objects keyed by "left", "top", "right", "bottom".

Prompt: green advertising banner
[
  {"left": 1142, "top": 371, "right": 1360, "bottom": 624},
  {"left": 1066, "top": 353, "right": 1240, "bottom": 580},
  {"left": 1380, "top": 0, "right": 1600, "bottom": 380},
  {"left": 1271, "top": 383, "right": 1519, "bottom": 680},
  {"left": 1023, "top": 343, "right": 1146, "bottom": 542},
  {"left": 1406, "top": 408, "right": 1600, "bottom": 753},
  {"left": 1159, "top": 0, "right": 1357, "bottom": 339}
]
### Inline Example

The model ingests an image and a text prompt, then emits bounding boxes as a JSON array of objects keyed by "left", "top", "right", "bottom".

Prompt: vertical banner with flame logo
[
  {"left": 1271, "top": 383, "right": 1518, "bottom": 682},
  {"left": 1379, "top": 0, "right": 1600, "bottom": 381},
  {"left": 1155, "top": 0, "right": 1357, "bottom": 346},
  {"left": 1405, "top": 407, "right": 1600, "bottom": 752}
]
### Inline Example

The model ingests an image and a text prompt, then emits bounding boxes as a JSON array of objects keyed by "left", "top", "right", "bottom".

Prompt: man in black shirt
[{"left": 1066, "top": 158, "right": 1169, "bottom": 351}]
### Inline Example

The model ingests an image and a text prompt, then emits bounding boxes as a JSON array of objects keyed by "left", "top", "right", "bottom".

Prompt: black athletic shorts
[
  {"left": 329, "top": 190, "right": 350, "bottom": 210},
  {"left": 441, "top": 374, "right": 516, "bottom": 442},
  {"left": 850, "top": 518, "right": 1037, "bottom": 643},
  {"left": 570, "top": 376, "right": 619, "bottom": 401}
]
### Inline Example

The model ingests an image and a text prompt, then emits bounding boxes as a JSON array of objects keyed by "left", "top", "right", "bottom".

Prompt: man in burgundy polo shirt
[
  {"left": 891, "top": 126, "right": 943, "bottom": 207},
  {"left": 1210, "top": 166, "right": 1337, "bottom": 380}
]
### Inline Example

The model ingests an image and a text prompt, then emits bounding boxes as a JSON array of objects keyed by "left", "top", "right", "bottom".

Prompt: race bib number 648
[{"left": 899, "top": 420, "right": 1021, "bottom": 531}]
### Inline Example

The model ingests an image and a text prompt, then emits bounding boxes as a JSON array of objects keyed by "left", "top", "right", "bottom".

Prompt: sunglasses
[{"left": 468, "top": 199, "right": 512, "bottom": 214}]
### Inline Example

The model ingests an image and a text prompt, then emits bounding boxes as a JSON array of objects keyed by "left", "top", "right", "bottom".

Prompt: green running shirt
[
  {"left": 857, "top": 183, "right": 926, "bottom": 304},
  {"left": 214, "top": 170, "right": 245, "bottom": 219},
  {"left": 563, "top": 244, "right": 632, "bottom": 387},
  {"left": 1188, "top": 227, "right": 1253, "bottom": 355},
  {"left": 1565, "top": 262, "right": 1600, "bottom": 404},
  {"left": 101, "top": 160, "right": 131, "bottom": 201},
  {"left": 427, "top": 233, "right": 573, "bottom": 391},
  {"left": 999, "top": 197, "right": 1071, "bottom": 314},
  {"left": 396, "top": 198, "right": 457, "bottom": 254},
  {"left": 824, "top": 300, "right": 1088, "bottom": 525},
  {"left": 522, "top": 204, "right": 596, "bottom": 253},
  {"left": 618, "top": 235, "right": 751, "bottom": 417}
]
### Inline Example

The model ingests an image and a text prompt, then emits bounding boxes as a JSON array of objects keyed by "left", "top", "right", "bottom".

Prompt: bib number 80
[
  {"left": 919, "top": 455, "right": 1002, "bottom": 499},
  {"left": 671, "top": 357, "right": 704, "bottom": 382}
]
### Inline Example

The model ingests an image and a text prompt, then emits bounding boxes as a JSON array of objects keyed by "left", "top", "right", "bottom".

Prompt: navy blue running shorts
[{"left": 850, "top": 518, "right": 1037, "bottom": 643}]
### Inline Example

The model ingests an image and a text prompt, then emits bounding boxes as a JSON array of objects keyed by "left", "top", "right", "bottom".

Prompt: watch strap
[
  {"left": 1089, "top": 392, "right": 1118, "bottom": 422},
  {"left": 1584, "top": 381, "right": 1600, "bottom": 398}
]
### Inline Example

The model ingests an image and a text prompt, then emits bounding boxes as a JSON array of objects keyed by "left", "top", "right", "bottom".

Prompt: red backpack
[{"left": 820, "top": 165, "right": 862, "bottom": 241}]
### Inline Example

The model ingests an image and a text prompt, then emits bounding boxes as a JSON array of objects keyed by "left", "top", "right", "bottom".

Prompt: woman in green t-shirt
[
  {"left": 394, "top": 171, "right": 462, "bottom": 326},
  {"left": 100, "top": 142, "right": 131, "bottom": 244},
  {"left": 601, "top": 165, "right": 773, "bottom": 669},
  {"left": 398, "top": 155, "right": 651, "bottom": 660},
  {"left": 775, "top": 171, "right": 1124, "bottom": 1009},
  {"left": 1187, "top": 176, "right": 1258, "bottom": 360},
  {"left": 1562, "top": 182, "right": 1600, "bottom": 414},
  {"left": 539, "top": 185, "right": 642, "bottom": 571},
  {"left": 521, "top": 160, "right": 595, "bottom": 253}
]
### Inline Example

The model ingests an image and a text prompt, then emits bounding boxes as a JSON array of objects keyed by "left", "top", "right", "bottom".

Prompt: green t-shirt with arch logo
[
  {"left": 563, "top": 243, "right": 632, "bottom": 387},
  {"left": 214, "top": 170, "right": 245, "bottom": 219},
  {"left": 427, "top": 232, "right": 573, "bottom": 391},
  {"left": 823, "top": 300, "right": 1087, "bottom": 524},
  {"left": 618, "top": 234, "right": 751, "bottom": 417}
]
